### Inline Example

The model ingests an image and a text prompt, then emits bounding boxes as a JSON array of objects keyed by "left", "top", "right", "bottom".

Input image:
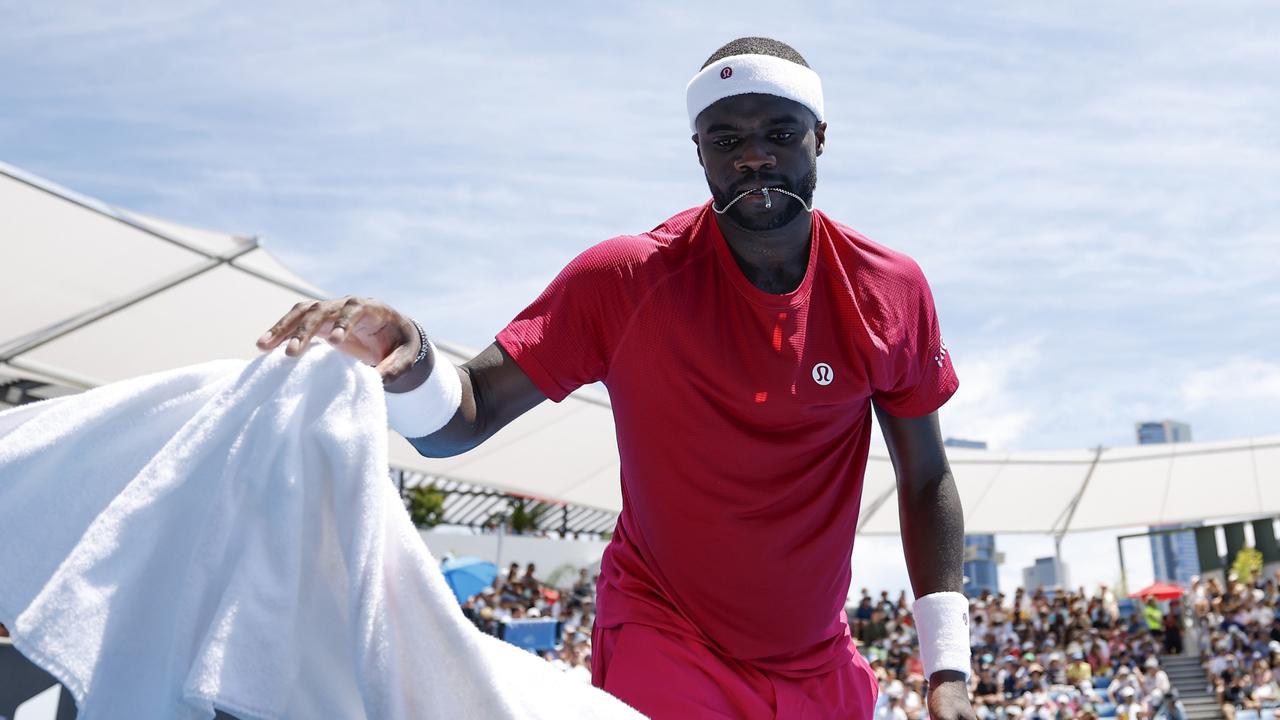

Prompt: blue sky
[{"left": 4, "top": 2, "right": 1277, "bottom": 593}]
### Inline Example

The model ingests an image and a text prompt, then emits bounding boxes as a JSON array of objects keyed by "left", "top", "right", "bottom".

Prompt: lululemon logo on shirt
[
  {"left": 812, "top": 363, "right": 834, "bottom": 386},
  {"left": 934, "top": 340, "right": 949, "bottom": 368},
  {"left": 720, "top": 67, "right": 733, "bottom": 79}
]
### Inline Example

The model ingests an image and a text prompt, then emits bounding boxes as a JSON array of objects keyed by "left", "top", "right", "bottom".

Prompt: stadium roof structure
[{"left": 3, "top": 161, "right": 1278, "bottom": 537}]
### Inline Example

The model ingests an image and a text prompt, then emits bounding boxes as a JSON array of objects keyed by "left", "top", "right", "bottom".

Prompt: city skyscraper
[
  {"left": 1136, "top": 420, "right": 1192, "bottom": 445},
  {"left": 1022, "top": 556, "right": 1069, "bottom": 591},
  {"left": 1137, "top": 420, "right": 1200, "bottom": 584},
  {"left": 946, "top": 438, "right": 1000, "bottom": 596}
]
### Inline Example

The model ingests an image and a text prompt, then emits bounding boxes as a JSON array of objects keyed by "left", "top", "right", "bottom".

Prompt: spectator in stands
[
  {"left": 877, "top": 683, "right": 909, "bottom": 720},
  {"left": 853, "top": 595, "right": 875, "bottom": 631},
  {"left": 520, "top": 562, "right": 539, "bottom": 593},
  {"left": 902, "top": 674, "right": 925, "bottom": 720},
  {"left": 967, "top": 603, "right": 985, "bottom": 637},
  {"left": 1108, "top": 665, "right": 1142, "bottom": 704},
  {"left": 570, "top": 568, "right": 593, "bottom": 607},
  {"left": 1150, "top": 688, "right": 1186, "bottom": 720},
  {"left": 1141, "top": 655, "right": 1171, "bottom": 698},
  {"left": 862, "top": 606, "right": 890, "bottom": 647},
  {"left": 1249, "top": 655, "right": 1279, "bottom": 708},
  {"left": 998, "top": 655, "right": 1024, "bottom": 698},
  {"left": 1114, "top": 685, "right": 1143, "bottom": 720},
  {"left": 1024, "top": 663, "right": 1048, "bottom": 694},
  {"left": 1045, "top": 653, "right": 1067, "bottom": 686},
  {"left": 1217, "top": 668, "right": 1256, "bottom": 720},
  {"left": 1162, "top": 598, "right": 1184, "bottom": 654},
  {"left": 1067, "top": 650, "right": 1092, "bottom": 690}
]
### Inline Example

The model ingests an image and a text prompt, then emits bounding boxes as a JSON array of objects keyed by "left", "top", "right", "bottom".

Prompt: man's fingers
[
  {"left": 257, "top": 301, "right": 318, "bottom": 351},
  {"left": 328, "top": 297, "right": 365, "bottom": 345},
  {"left": 285, "top": 304, "right": 339, "bottom": 357}
]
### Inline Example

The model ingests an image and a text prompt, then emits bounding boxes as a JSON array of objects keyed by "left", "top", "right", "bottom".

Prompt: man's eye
[
  {"left": 771, "top": 132, "right": 795, "bottom": 142},
  {"left": 713, "top": 137, "right": 738, "bottom": 148}
]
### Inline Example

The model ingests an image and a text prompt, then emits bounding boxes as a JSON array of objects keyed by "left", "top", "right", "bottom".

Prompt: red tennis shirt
[{"left": 496, "top": 202, "right": 958, "bottom": 678}]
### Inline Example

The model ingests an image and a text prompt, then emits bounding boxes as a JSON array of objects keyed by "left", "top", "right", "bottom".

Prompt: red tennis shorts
[{"left": 591, "top": 623, "right": 878, "bottom": 719}]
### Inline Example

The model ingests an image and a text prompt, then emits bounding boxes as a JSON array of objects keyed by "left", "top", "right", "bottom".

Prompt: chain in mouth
[{"left": 712, "top": 187, "right": 813, "bottom": 215}]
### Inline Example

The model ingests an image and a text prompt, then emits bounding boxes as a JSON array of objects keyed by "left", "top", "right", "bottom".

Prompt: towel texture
[{"left": 0, "top": 345, "right": 642, "bottom": 719}]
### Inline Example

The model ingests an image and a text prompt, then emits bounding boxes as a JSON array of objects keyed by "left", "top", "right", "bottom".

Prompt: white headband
[{"left": 686, "top": 53, "right": 825, "bottom": 132}]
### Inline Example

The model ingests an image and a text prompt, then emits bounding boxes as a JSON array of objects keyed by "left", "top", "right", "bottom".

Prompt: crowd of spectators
[
  {"left": 457, "top": 561, "right": 1280, "bottom": 720},
  {"left": 460, "top": 561, "right": 598, "bottom": 683},
  {"left": 1191, "top": 575, "right": 1280, "bottom": 720},
  {"left": 851, "top": 585, "right": 1192, "bottom": 720}
]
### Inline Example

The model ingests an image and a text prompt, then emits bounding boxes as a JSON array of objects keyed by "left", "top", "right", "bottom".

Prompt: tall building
[
  {"left": 1137, "top": 420, "right": 1200, "bottom": 584},
  {"left": 946, "top": 438, "right": 1000, "bottom": 597},
  {"left": 1136, "top": 420, "right": 1192, "bottom": 445},
  {"left": 1022, "top": 556, "right": 1069, "bottom": 591},
  {"left": 964, "top": 535, "right": 1000, "bottom": 596}
]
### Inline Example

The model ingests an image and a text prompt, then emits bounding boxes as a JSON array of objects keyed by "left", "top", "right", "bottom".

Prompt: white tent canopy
[
  {"left": 3, "top": 161, "right": 1277, "bottom": 531},
  {"left": 0, "top": 161, "right": 622, "bottom": 513}
]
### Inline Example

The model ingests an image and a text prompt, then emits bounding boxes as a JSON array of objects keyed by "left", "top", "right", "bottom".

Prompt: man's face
[{"left": 693, "top": 93, "right": 824, "bottom": 232}]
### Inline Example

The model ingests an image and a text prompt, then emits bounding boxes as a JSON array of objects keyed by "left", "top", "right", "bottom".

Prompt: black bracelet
[{"left": 410, "top": 318, "right": 431, "bottom": 367}]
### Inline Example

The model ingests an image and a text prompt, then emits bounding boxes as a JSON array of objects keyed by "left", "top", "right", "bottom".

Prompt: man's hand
[
  {"left": 256, "top": 296, "right": 423, "bottom": 383},
  {"left": 927, "top": 672, "right": 976, "bottom": 720}
]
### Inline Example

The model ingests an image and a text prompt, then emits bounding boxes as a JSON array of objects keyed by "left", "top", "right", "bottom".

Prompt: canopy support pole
[
  {"left": 1117, "top": 533, "right": 1129, "bottom": 594},
  {"left": 1051, "top": 445, "right": 1106, "bottom": 590},
  {"left": 0, "top": 245, "right": 258, "bottom": 365}
]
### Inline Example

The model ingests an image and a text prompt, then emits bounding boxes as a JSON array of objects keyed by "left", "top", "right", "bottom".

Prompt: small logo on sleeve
[
  {"left": 934, "top": 340, "right": 949, "bottom": 368},
  {"left": 720, "top": 67, "right": 733, "bottom": 79},
  {"left": 812, "top": 362, "right": 834, "bottom": 386}
]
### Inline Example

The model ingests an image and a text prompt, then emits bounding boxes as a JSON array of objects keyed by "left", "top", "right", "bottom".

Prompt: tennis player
[{"left": 259, "top": 36, "right": 975, "bottom": 720}]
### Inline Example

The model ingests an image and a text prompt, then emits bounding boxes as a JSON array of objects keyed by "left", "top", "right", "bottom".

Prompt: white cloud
[
  {"left": 939, "top": 338, "right": 1040, "bottom": 450},
  {"left": 1182, "top": 357, "right": 1280, "bottom": 411}
]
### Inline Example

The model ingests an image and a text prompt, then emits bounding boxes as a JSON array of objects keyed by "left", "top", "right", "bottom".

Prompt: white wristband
[
  {"left": 912, "top": 591, "right": 972, "bottom": 680},
  {"left": 384, "top": 340, "right": 462, "bottom": 438}
]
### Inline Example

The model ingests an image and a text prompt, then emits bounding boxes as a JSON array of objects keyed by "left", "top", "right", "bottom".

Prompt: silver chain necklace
[{"left": 711, "top": 187, "right": 814, "bottom": 215}]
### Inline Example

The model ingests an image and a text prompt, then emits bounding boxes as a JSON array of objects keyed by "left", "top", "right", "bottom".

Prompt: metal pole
[
  {"left": 1117, "top": 534, "right": 1128, "bottom": 595},
  {"left": 495, "top": 519, "right": 505, "bottom": 569},
  {"left": 1054, "top": 535, "right": 1065, "bottom": 591}
]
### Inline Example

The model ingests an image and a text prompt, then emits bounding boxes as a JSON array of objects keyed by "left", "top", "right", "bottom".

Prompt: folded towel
[{"left": 0, "top": 345, "right": 642, "bottom": 720}]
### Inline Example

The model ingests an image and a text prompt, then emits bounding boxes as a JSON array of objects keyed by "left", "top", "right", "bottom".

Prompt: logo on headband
[{"left": 720, "top": 67, "right": 733, "bottom": 79}]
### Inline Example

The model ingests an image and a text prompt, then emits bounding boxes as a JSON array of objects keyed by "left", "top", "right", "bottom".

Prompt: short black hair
[{"left": 701, "top": 37, "right": 809, "bottom": 70}]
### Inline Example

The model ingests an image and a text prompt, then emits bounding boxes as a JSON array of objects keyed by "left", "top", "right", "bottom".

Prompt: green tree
[
  {"left": 405, "top": 483, "right": 446, "bottom": 528},
  {"left": 509, "top": 497, "right": 552, "bottom": 535},
  {"left": 1231, "top": 547, "right": 1264, "bottom": 585}
]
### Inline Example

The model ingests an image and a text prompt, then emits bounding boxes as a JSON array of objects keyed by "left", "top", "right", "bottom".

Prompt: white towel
[{"left": 0, "top": 345, "right": 643, "bottom": 720}]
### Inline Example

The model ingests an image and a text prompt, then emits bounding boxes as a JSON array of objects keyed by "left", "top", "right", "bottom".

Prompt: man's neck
[{"left": 715, "top": 211, "right": 813, "bottom": 294}]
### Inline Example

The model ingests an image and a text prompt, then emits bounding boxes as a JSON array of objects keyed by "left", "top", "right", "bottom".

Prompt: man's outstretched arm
[
  {"left": 874, "top": 401, "right": 975, "bottom": 720},
  {"left": 257, "top": 297, "right": 547, "bottom": 459}
]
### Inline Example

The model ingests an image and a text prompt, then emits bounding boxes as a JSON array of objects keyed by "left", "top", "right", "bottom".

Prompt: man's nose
[{"left": 734, "top": 139, "right": 775, "bottom": 173}]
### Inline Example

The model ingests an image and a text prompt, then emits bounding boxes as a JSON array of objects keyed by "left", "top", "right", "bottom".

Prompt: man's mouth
[{"left": 732, "top": 180, "right": 789, "bottom": 195}]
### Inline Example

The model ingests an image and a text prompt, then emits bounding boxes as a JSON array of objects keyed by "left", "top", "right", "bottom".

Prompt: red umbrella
[{"left": 1130, "top": 581, "right": 1184, "bottom": 600}]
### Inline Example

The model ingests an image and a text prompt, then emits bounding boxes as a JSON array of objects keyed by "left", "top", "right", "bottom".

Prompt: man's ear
[
  {"left": 692, "top": 133, "right": 704, "bottom": 167},
  {"left": 815, "top": 121, "right": 827, "bottom": 157}
]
